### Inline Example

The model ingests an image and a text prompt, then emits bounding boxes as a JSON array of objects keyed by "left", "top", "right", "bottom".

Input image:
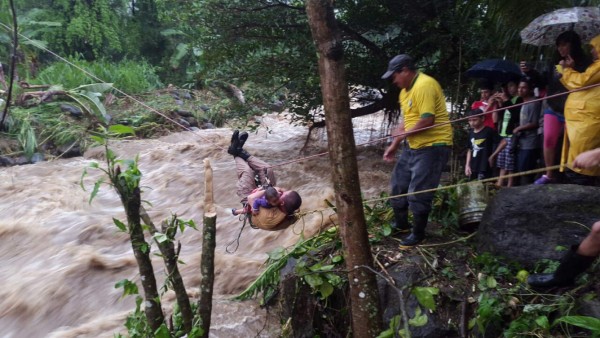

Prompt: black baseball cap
[{"left": 381, "top": 54, "right": 414, "bottom": 80}]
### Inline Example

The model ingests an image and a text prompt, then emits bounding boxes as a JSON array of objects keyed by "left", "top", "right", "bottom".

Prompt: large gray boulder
[{"left": 477, "top": 184, "right": 600, "bottom": 267}]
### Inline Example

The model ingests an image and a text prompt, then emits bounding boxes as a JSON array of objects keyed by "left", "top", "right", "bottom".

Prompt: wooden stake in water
[{"left": 198, "top": 159, "right": 216, "bottom": 337}]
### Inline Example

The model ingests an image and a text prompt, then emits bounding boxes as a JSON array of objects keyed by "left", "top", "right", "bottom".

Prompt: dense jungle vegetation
[{"left": 1, "top": 0, "right": 599, "bottom": 158}]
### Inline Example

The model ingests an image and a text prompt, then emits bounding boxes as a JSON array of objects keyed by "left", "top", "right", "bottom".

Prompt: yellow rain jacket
[{"left": 559, "top": 34, "right": 600, "bottom": 176}]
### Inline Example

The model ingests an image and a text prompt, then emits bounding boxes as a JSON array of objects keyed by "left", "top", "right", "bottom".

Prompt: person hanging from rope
[{"left": 227, "top": 130, "right": 302, "bottom": 231}]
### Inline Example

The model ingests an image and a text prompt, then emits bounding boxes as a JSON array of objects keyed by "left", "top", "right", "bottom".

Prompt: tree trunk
[
  {"left": 140, "top": 206, "right": 193, "bottom": 334},
  {"left": 305, "top": 1, "right": 383, "bottom": 337},
  {"left": 197, "top": 159, "right": 216, "bottom": 338},
  {"left": 0, "top": 0, "right": 18, "bottom": 128},
  {"left": 114, "top": 176, "right": 164, "bottom": 332}
]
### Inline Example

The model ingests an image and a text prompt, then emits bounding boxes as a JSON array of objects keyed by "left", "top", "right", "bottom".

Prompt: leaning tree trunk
[
  {"left": 305, "top": 1, "right": 383, "bottom": 337},
  {"left": 140, "top": 206, "right": 193, "bottom": 333},
  {"left": 114, "top": 167, "right": 164, "bottom": 332},
  {"left": 197, "top": 159, "right": 216, "bottom": 338}
]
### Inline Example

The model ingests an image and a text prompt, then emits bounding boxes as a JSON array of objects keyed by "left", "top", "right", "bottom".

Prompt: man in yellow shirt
[{"left": 382, "top": 54, "right": 453, "bottom": 247}]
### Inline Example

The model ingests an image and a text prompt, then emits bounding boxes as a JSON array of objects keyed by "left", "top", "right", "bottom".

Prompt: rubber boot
[
  {"left": 228, "top": 130, "right": 240, "bottom": 156},
  {"left": 400, "top": 212, "right": 427, "bottom": 247},
  {"left": 235, "top": 132, "right": 250, "bottom": 159},
  {"left": 238, "top": 132, "right": 249, "bottom": 149},
  {"left": 237, "top": 149, "right": 252, "bottom": 161},
  {"left": 391, "top": 208, "right": 410, "bottom": 234},
  {"left": 527, "top": 245, "right": 596, "bottom": 287}
]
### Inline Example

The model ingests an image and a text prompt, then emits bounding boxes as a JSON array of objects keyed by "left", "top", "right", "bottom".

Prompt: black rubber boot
[
  {"left": 391, "top": 208, "right": 410, "bottom": 234},
  {"left": 228, "top": 130, "right": 240, "bottom": 156},
  {"left": 400, "top": 212, "right": 427, "bottom": 247},
  {"left": 237, "top": 149, "right": 252, "bottom": 161},
  {"left": 238, "top": 132, "right": 249, "bottom": 149},
  {"left": 527, "top": 245, "right": 596, "bottom": 287}
]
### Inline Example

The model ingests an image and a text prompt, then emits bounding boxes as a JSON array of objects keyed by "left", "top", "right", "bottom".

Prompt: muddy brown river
[{"left": 0, "top": 114, "right": 392, "bottom": 337}]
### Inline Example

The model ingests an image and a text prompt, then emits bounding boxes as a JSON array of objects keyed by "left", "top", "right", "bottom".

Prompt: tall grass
[
  {"left": 16, "top": 116, "right": 37, "bottom": 159},
  {"left": 32, "top": 58, "right": 163, "bottom": 94},
  {"left": 7, "top": 105, "right": 88, "bottom": 158}
]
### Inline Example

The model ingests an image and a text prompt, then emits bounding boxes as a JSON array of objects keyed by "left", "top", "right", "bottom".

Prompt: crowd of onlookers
[
  {"left": 464, "top": 31, "right": 600, "bottom": 187},
  {"left": 379, "top": 30, "right": 600, "bottom": 283}
]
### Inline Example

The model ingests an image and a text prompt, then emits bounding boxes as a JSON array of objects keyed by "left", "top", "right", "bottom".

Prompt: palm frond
[{"left": 233, "top": 227, "right": 339, "bottom": 301}]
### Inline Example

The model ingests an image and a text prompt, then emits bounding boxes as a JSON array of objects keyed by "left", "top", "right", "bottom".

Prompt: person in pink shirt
[{"left": 470, "top": 80, "right": 496, "bottom": 130}]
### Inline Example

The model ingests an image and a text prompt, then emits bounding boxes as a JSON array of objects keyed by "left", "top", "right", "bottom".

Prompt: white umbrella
[{"left": 520, "top": 6, "right": 600, "bottom": 46}]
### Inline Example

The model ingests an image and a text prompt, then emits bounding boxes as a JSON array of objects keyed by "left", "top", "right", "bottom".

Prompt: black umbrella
[{"left": 466, "top": 59, "right": 522, "bottom": 84}]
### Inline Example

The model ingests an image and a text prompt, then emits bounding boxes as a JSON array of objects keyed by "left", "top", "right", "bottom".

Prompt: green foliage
[
  {"left": 113, "top": 218, "right": 127, "bottom": 232},
  {"left": 49, "top": 0, "right": 124, "bottom": 60},
  {"left": 506, "top": 310, "right": 552, "bottom": 337},
  {"left": 80, "top": 124, "right": 136, "bottom": 204},
  {"left": 233, "top": 226, "right": 340, "bottom": 301},
  {"left": 116, "top": 296, "right": 153, "bottom": 338},
  {"left": 533, "top": 258, "right": 560, "bottom": 274},
  {"left": 186, "top": 0, "right": 520, "bottom": 125},
  {"left": 471, "top": 293, "right": 506, "bottom": 334},
  {"left": 190, "top": 0, "right": 318, "bottom": 121},
  {"left": 7, "top": 0, "right": 600, "bottom": 132},
  {"left": 114, "top": 298, "right": 204, "bottom": 338},
  {"left": 440, "top": 266, "right": 457, "bottom": 280},
  {"left": 429, "top": 186, "right": 459, "bottom": 230},
  {"left": 295, "top": 255, "right": 344, "bottom": 300},
  {"left": 16, "top": 114, "right": 36, "bottom": 158},
  {"left": 0, "top": 5, "right": 61, "bottom": 79},
  {"left": 554, "top": 316, "right": 600, "bottom": 336},
  {"left": 412, "top": 287, "right": 439, "bottom": 311},
  {"left": 466, "top": 251, "right": 598, "bottom": 337},
  {"left": 151, "top": 215, "right": 197, "bottom": 247},
  {"left": 364, "top": 192, "right": 394, "bottom": 242},
  {"left": 115, "top": 279, "right": 139, "bottom": 299},
  {"left": 117, "top": 156, "right": 142, "bottom": 192},
  {"left": 64, "top": 83, "right": 113, "bottom": 124},
  {"left": 376, "top": 315, "right": 401, "bottom": 338},
  {"left": 6, "top": 104, "right": 88, "bottom": 159},
  {"left": 473, "top": 252, "right": 520, "bottom": 279},
  {"left": 33, "top": 58, "right": 162, "bottom": 94},
  {"left": 377, "top": 307, "right": 429, "bottom": 338},
  {"left": 83, "top": 136, "right": 206, "bottom": 338}
]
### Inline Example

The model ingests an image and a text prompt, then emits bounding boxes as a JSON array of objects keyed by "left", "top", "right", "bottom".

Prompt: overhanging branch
[{"left": 337, "top": 21, "right": 389, "bottom": 62}]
